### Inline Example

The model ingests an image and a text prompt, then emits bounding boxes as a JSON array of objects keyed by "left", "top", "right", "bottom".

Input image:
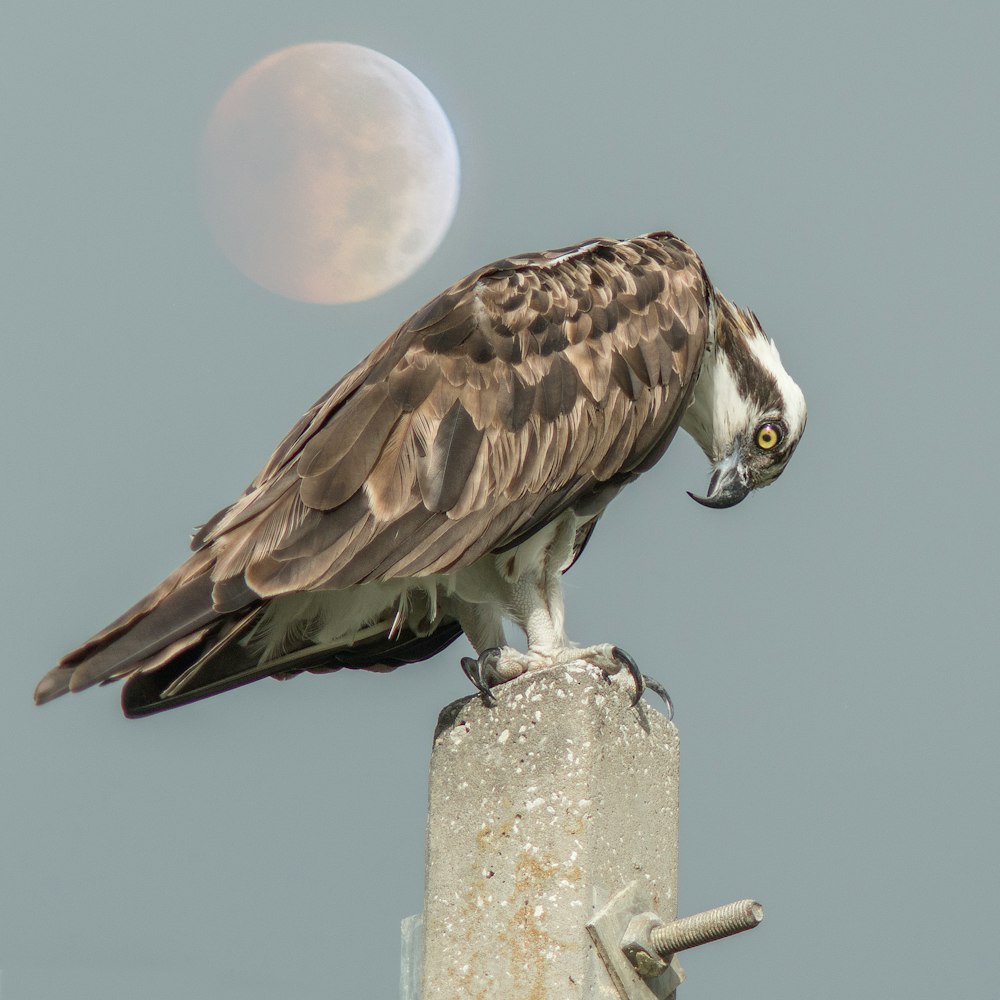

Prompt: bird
[{"left": 35, "top": 232, "right": 806, "bottom": 718}]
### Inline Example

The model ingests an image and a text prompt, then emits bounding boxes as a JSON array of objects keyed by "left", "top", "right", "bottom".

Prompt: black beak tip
[
  {"left": 686, "top": 481, "right": 752, "bottom": 509},
  {"left": 687, "top": 489, "right": 729, "bottom": 509},
  {"left": 688, "top": 456, "right": 752, "bottom": 509}
]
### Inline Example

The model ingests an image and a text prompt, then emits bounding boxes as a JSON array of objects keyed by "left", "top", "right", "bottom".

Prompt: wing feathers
[
  {"left": 297, "top": 387, "right": 399, "bottom": 511},
  {"left": 417, "top": 399, "right": 484, "bottom": 513},
  {"left": 536, "top": 356, "right": 579, "bottom": 422}
]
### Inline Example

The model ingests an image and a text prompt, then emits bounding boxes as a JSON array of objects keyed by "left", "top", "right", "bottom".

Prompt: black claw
[
  {"left": 460, "top": 650, "right": 499, "bottom": 707},
  {"left": 610, "top": 646, "right": 645, "bottom": 707},
  {"left": 641, "top": 674, "right": 674, "bottom": 720}
]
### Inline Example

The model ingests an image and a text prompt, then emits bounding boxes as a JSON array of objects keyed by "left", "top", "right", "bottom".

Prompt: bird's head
[{"left": 681, "top": 294, "right": 807, "bottom": 508}]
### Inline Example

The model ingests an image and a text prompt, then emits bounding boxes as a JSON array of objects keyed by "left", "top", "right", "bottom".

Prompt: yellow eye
[{"left": 755, "top": 422, "right": 782, "bottom": 450}]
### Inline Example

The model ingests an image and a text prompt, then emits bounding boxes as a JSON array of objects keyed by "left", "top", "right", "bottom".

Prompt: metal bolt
[
  {"left": 621, "top": 899, "right": 764, "bottom": 978},
  {"left": 651, "top": 898, "right": 763, "bottom": 954}
]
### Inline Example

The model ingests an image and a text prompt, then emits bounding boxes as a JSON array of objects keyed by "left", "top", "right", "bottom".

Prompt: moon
[{"left": 199, "top": 43, "right": 460, "bottom": 304}]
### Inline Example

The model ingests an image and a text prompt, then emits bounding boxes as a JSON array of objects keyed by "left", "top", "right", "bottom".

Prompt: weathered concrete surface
[{"left": 420, "top": 663, "right": 679, "bottom": 999}]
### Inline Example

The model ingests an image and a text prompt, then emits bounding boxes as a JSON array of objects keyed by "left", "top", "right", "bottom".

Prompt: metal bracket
[
  {"left": 400, "top": 913, "right": 424, "bottom": 1000},
  {"left": 588, "top": 882, "right": 764, "bottom": 999},
  {"left": 587, "top": 883, "right": 685, "bottom": 999}
]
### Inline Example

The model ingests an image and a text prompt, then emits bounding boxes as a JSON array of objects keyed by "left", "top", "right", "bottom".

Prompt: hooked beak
[{"left": 687, "top": 450, "right": 751, "bottom": 509}]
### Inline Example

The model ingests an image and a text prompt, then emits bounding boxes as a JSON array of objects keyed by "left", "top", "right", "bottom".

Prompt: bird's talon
[
  {"left": 460, "top": 656, "right": 496, "bottom": 706},
  {"left": 461, "top": 649, "right": 501, "bottom": 706},
  {"left": 610, "top": 645, "right": 644, "bottom": 707},
  {"left": 640, "top": 674, "right": 674, "bottom": 720}
]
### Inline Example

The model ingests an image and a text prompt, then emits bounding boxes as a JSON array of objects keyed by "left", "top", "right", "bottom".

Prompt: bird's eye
[{"left": 755, "top": 422, "right": 782, "bottom": 450}]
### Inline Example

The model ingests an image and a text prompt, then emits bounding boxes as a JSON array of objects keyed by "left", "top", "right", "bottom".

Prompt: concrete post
[{"left": 417, "top": 662, "right": 679, "bottom": 999}]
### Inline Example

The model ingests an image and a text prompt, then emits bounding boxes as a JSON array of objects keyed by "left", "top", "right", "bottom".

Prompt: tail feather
[
  {"left": 34, "top": 570, "right": 244, "bottom": 705},
  {"left": 57, "top": 550, "right": 215, "bottom": 668},
  {"left": 120, "top": 614, "right": 465, "bottom": 718},
  {"left": 38, "top": 563, "right": 466, "bottom": 717},
  {"left": 121, "top": 608, "right": 265, "bottom": 718}
]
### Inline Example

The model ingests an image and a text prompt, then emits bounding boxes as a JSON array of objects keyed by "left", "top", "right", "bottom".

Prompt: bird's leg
[
  {"left": 454, "top": 519, "right": 668, "bottom": 709},
  {"left": 460, "top": 557, "right": 648, "bottom": 706}
]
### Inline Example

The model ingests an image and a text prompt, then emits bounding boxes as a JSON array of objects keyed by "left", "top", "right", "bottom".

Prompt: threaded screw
[
  {"left": 649, "top": 899, "right": 763, "bottom": 955},
  {"left": 621, "top": 899, "right": 764, "bottom": 979}
]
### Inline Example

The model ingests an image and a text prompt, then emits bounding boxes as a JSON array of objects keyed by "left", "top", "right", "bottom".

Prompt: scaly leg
[{"left": 460, "top": 556, "right": 647, "bottom": 706}]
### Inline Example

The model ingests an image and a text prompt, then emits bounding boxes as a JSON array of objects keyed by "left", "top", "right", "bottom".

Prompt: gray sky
[{"left": 3, "top": 2, "right": 998, "bottom": 998}]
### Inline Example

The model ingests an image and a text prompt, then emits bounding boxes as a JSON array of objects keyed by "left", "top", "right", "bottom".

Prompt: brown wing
[
  {"left": 199, "top": 231, "right": 711, "bottom": 598},
  {"left": 36, "top": 232, "right": 710, "bottom": 705}
]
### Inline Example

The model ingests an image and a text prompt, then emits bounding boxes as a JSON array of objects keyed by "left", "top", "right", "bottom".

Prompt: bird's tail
[
  {"left": 36, "top": 549, "right": 466, "bottom": 717},
  {"left": 34, "top": 550, "right": 258, "bottom": 713}
]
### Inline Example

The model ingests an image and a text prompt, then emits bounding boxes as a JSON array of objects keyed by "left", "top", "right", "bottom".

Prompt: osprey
[{"left": 35, "top": 232, "right": 806, "bottom": 717}]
